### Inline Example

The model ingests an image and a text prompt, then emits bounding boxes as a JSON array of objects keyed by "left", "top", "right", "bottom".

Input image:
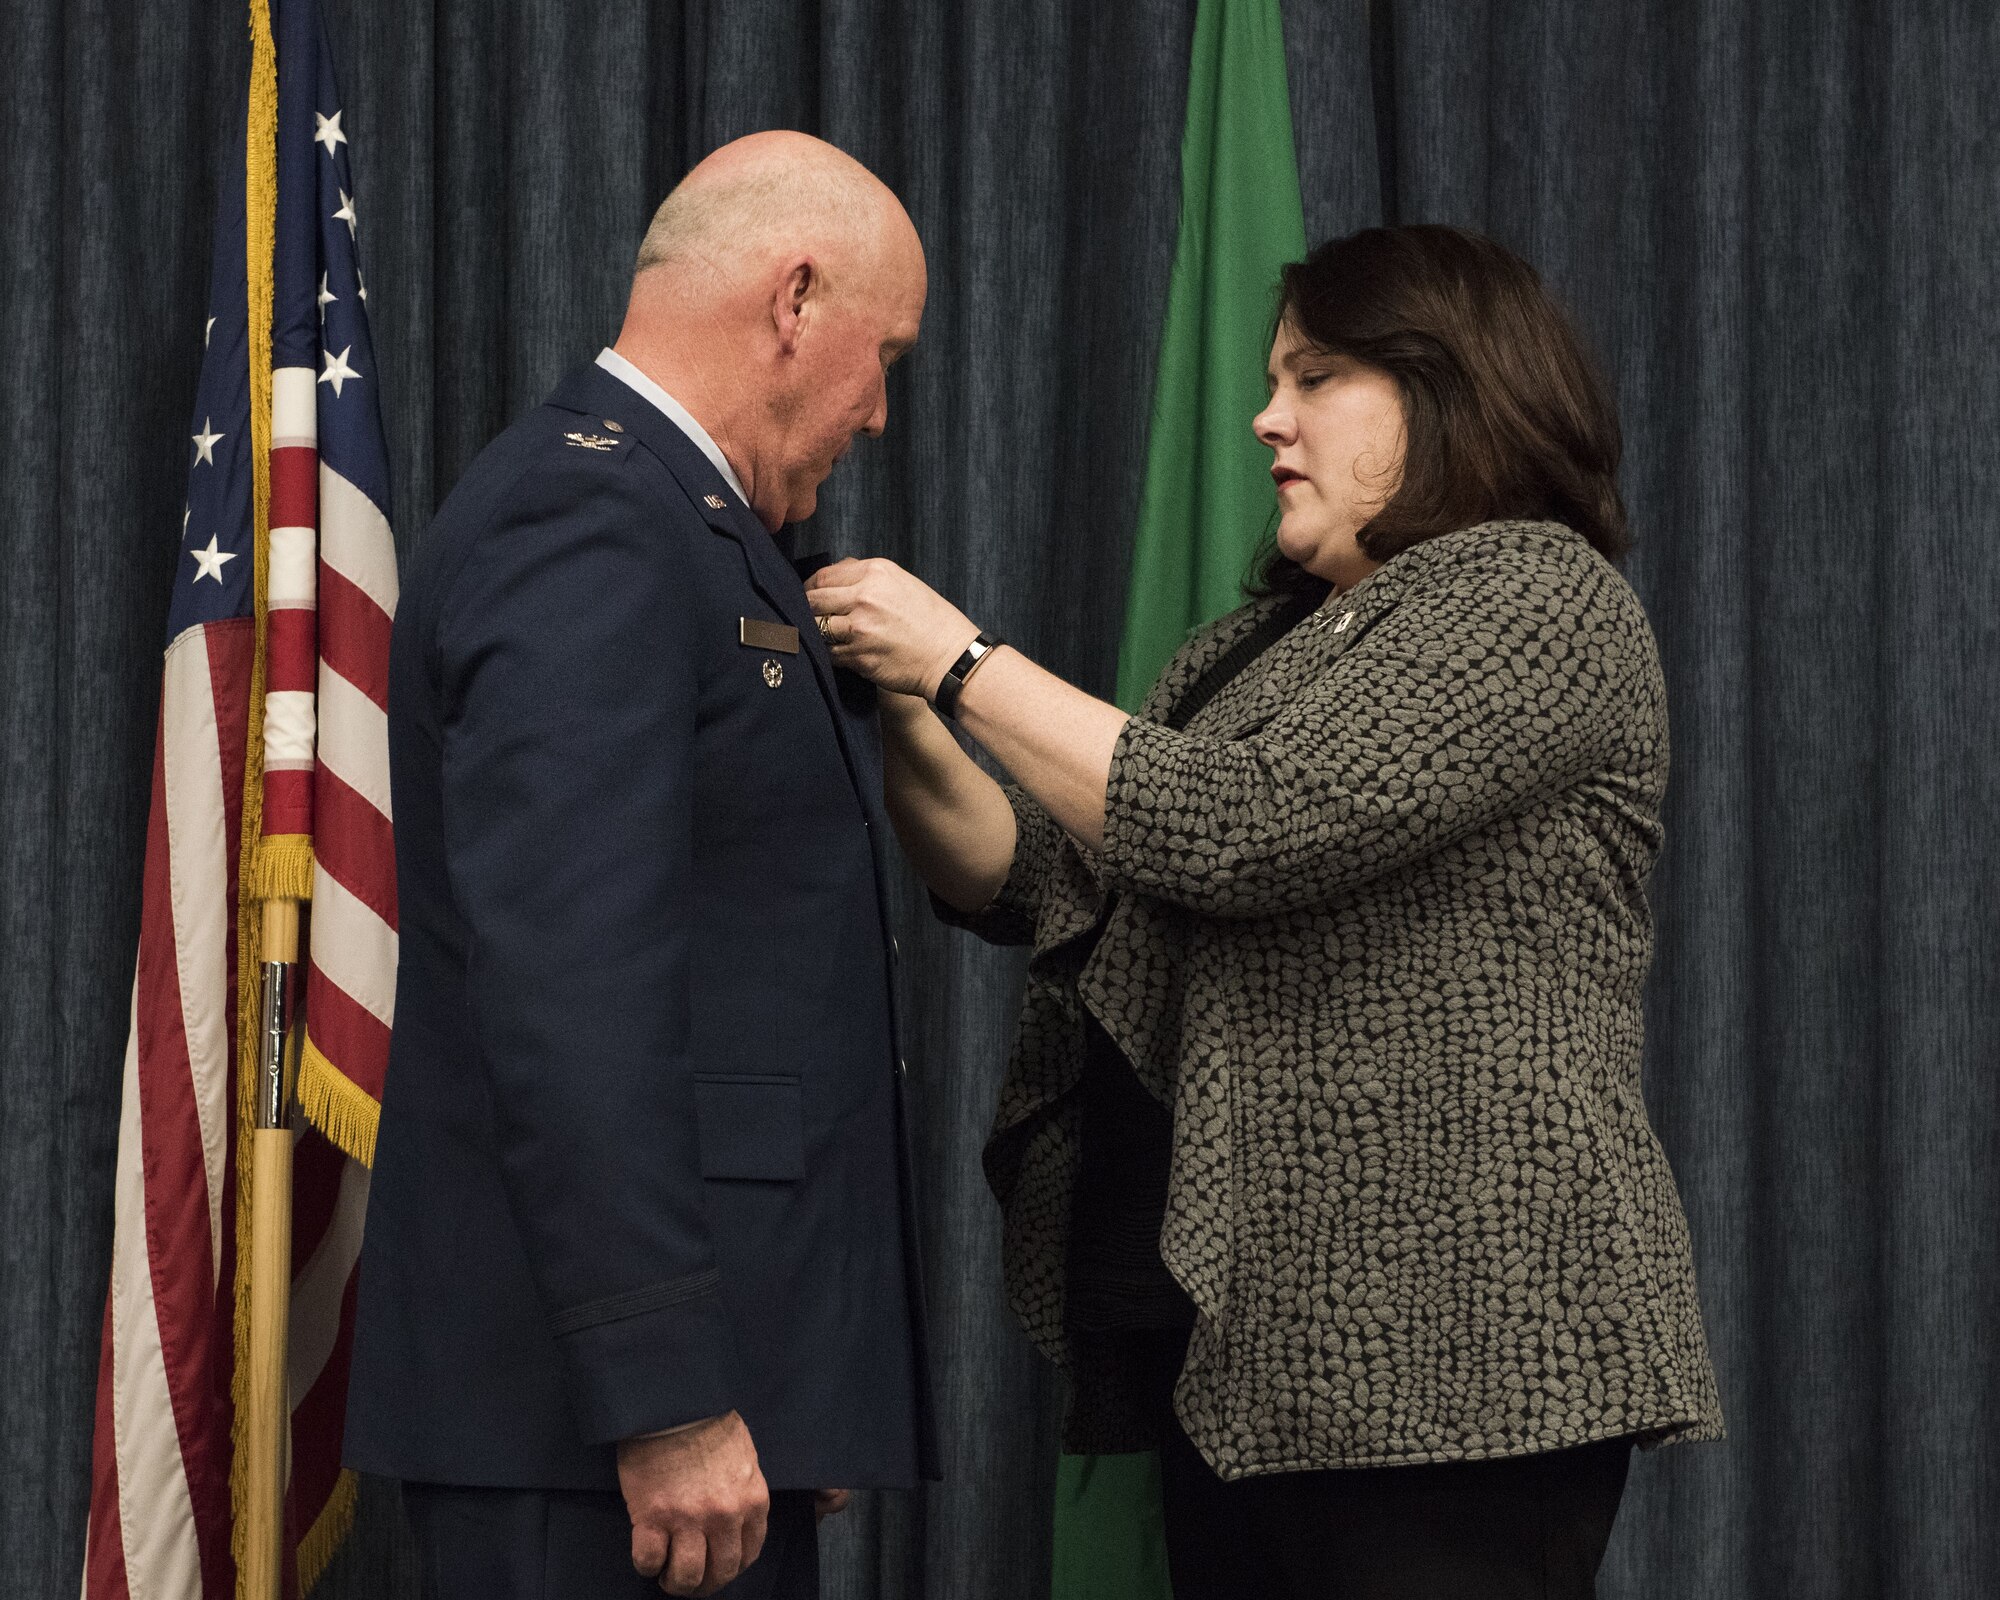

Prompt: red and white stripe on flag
[
  {"left": 294, "top": 359, "right": 399, "bottom": 1165},
  {"left": 79, "top": 604, "right": 377, "bottom": 1598},
  {"left": 83, "top": 623, "right": 254, "bottom": 1600}
]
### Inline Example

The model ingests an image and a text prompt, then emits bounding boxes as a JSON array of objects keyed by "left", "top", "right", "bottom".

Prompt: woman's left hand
[{"left": 804, "top": 558, "right": 979, "bottom": 700}]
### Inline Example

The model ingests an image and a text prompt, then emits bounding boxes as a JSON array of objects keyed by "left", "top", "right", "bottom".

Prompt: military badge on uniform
[
  {"left": 704, "top": 494, "right": 728, "bottom": 510},
  {"left": 761, "top": 658, "right": 784, "bottom": 689},
  {"left": 739, "top": 618, "right": 800, "bottom": 654},
  {"left": 562, "top": 431, "right": 619, "bottom": 451}
]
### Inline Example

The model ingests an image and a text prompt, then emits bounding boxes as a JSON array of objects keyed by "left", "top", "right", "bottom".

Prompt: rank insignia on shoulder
[
  {"left": 703, "top": 494, "right": 728, "bottom": 510},
  {"left": 562, "top": 431, "right": 620, "bottom": 451}
]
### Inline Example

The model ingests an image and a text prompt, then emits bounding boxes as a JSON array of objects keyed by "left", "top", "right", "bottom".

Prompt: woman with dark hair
[{"left": 806, "top": 224, "right": 1722, "bottom": 1598}]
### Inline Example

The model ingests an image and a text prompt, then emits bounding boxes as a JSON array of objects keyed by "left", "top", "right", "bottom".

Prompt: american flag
[{"left": 81, "top": 2, "right": 397, "bottom": 1594}]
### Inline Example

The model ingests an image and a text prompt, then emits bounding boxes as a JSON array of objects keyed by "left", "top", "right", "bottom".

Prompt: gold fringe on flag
[
  {"left": 250, "top": 833, "right": 318, "bottom": 902},
  {"left": 298, "top": 1034, "right": 381, "bottom": 1168},
  {"left": 229, "top": 4, "right": 281, "bottom": 1595},
  {"left": 296, "top": 1469, "right": 360, "bottom": 1595}
]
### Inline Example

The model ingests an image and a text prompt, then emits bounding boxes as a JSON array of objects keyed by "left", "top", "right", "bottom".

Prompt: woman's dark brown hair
[{"left": 1251, "top": 224, "right": 1627, "bottom": 599}]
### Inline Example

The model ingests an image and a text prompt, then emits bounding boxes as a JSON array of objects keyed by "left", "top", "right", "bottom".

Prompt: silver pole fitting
[{"left": 257, "top": 960, "right": 293, "bottom": 1129}]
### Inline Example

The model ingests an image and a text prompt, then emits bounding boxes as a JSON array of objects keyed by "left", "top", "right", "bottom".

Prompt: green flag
[
  {"left": 1113, "top": 0, "right": 1307, "bottom": 712},
  {"left": 1052, "top": 3, "right": 1305, "bottom": 1596}
]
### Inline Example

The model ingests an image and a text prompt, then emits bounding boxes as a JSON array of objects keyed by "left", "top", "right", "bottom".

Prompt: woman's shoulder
[
  {"left": 1399, "top": 517, "right": 1603, "bottom": 578},
  {"left": 1392, "top": 518, "right": 1649, "bottom": 628}
]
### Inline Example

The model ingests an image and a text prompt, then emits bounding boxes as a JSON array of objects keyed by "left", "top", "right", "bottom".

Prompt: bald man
[{"left": 345, "top": 134, "right": 937, "bottom": 1599}]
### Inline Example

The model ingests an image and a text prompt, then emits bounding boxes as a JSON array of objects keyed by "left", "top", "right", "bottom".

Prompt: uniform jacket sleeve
[
  {"left": 1098, "top": 546, "right": 1655, "bottom": 919},
  {"left": 435, "top": 449, "right": 735, "bottom": 1443}
]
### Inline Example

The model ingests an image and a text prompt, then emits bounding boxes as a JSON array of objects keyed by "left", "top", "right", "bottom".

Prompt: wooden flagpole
[{"left": 243, "top": 903, "right": 300, "bottom": 1599}]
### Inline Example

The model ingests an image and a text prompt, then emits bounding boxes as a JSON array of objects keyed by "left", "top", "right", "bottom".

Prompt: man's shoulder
[
  {"left": 407, "top": 396, "right": 711, "bottom": 642},
  {"left": 427, "top": 395, "right": 706, "bottom": 559},
  {"left": 442, "top": 400, "right": 666, "bottom": 524}
]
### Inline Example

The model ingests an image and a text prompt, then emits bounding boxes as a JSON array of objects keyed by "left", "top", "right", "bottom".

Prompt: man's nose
[{"left": 862, "top": 381, "right": 889, "bottom": 438}]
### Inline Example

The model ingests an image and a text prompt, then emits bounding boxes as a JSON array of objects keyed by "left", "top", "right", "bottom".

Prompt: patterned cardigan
[{"left": 942, "top": 519, "right": 1723, "bottom": 1477}]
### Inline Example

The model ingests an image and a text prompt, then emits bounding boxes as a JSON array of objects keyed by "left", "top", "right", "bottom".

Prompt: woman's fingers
[
  {"left": 802, "top": 555, "right": 877, "bottom": 591},
  {"left": 799, "top": 559, "right": 970, "bottom": 697},
  {"left": 807, "top": 585, "right": 888, "bottom": 658},
  {"left": 805, "top": 581, "right": 862, "bottom": 618}
]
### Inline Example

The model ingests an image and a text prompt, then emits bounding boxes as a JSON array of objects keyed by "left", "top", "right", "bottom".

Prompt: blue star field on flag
[
  {"left": 169, "top": 0, "right": 391, "bottom": 646},
  {"left": 280, "top": 0, "right": 391, "bottom": 520},
  {"left": 171, "top": 123, "right": 255, "bottom": 640}
]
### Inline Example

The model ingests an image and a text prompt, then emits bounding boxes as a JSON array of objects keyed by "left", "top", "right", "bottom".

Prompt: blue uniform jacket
[{"left": 345, "top": 363, "right": 939, "bottom": 1492}]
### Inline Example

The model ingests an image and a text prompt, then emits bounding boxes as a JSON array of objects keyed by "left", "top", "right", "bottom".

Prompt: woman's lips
[{"left": 1272, "top": 469, "right": 1306, "bottom": 491}]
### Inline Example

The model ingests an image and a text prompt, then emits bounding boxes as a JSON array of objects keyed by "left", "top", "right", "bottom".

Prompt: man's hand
[{"left": 618, "top": 1411, "right": 770, "bottom": 1596}]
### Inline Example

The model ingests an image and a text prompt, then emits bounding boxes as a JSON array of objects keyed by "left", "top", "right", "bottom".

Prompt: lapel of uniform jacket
[
  {"left": 703, "top": 497, "right": 878, "bottom": 816},
  {"left": 550, "top": 363, "right": 878, "bottom": 823}
]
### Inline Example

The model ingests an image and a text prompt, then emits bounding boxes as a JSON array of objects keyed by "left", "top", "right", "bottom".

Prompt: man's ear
[{"left": 772, "top": 258, "right": 817, "bottom": 356}]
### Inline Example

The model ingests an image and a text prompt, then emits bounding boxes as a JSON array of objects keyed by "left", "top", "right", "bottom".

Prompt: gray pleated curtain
[{"left": 2, "top": 3, "right": 1994, "bottom": 1597}]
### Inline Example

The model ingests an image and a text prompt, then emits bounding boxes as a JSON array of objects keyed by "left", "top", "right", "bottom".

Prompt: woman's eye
[{"left": 1298, "top": 371, "right": 1330, "bottom": 391}]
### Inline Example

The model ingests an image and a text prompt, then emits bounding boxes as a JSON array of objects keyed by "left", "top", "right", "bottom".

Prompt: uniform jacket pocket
[{"left": 693, "top": 1074, "right": 805, "bottom": 1180}]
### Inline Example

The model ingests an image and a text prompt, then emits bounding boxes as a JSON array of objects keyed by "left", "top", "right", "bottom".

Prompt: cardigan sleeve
[
  {"left": 1098, "top": 547, "right": 1659, "bottom": 919},
  {"left": 929, "top": 783, "right": 1068, "bottom": 946}
]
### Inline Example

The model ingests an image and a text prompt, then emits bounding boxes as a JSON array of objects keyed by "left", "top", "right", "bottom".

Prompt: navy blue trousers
[{"left": 401, "top": 1483, "right": 819, "bottom": 1600}]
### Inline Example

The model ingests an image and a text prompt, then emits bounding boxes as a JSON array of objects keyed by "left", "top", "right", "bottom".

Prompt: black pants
[
  {"left": 1159, "top": 1422, "right": 1631, "bottom": 1600},
  {"left": 401, "top": 1482, "right": 819, "bottom": 1600},
  {"left": 1101, "top": 1327, "right": 1632, "bottom": 1600}
]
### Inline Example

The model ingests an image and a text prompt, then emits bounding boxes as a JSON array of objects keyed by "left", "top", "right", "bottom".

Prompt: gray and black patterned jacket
[{"left": 944, "top": 519, "right": 1724, "bottom": 1478}]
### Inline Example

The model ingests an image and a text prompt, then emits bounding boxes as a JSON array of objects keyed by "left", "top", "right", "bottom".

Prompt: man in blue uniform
[{"left": 346, "top": 131, "right": 937, "bottom": 1599}]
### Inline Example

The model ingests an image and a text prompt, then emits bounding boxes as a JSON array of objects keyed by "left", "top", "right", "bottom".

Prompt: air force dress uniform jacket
[{"left": 345, "top": 361, "right": 938, "bottom": 1492}]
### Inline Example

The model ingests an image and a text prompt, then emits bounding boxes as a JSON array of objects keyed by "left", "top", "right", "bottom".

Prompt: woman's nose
[{"left": 1253, "top": 401, "right": 1292, "bottom": 445}]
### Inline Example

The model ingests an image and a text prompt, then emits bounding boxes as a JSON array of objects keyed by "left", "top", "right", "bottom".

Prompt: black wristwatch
[{"left": 932, "top": 631, "right": 1006, "bottom": 720}]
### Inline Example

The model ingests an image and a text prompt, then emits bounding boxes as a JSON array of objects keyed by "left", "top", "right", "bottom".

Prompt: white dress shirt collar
[{"left": 594, "top": 348, "right": 750, "bottom": 507}]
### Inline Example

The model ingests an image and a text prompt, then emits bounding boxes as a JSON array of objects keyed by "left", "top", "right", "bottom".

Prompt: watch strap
[{"left": 933, "top": 630, "right": 1005, "bottom": 719}]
